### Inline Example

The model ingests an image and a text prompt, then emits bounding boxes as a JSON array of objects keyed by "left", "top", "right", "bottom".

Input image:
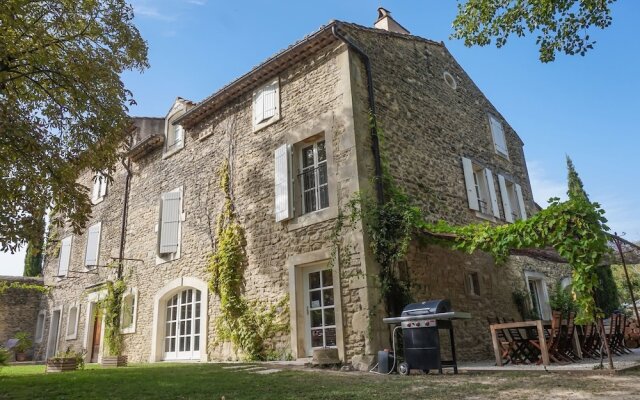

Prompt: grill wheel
[{"left": 398, "top": 362, "right": 410, "bottom": 375}]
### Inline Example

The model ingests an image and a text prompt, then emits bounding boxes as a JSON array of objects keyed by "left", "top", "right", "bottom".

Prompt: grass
[{"left": 1, "top": 363, "right": 640, "bottom": 399}]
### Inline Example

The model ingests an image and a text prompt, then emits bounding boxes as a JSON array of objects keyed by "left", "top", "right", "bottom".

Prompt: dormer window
[
  {"left": 167, "top": 123, "right": 183, "bottom": 152},
  {"left": 253, "top": 79, "right": 280, "bottom": 132},
  {"left": 488, "top": 114, "right": 508, "bottom": 158}
]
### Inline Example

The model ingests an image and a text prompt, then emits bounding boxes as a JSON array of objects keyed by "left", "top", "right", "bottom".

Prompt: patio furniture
[
  {"left": 529, "top": 311, "right": 570, "bottom": 364},
  {"left": 490, "top": 320, "right": 550, "bottom": 366},
  {"left": 578, "top": 323, "right": 601, "bottom": 358},
  {"left": 558, "top": 311, "right": 580, "bottom": 361}
]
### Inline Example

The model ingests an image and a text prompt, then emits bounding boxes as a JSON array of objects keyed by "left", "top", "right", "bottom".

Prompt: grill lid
[{"left": 401, "top": 299, "right": 451, "bottom": 317}]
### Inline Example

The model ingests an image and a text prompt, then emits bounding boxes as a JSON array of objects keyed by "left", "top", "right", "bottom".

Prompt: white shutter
[
  {"left": 490, "top": 116, "right": 508, "bottom": 156},
  {"left": 58, "top": 236, "right": 72, "bottom": 276},
  {"left": 91, "top": 175, "right": 101, "bottom": 203},
  {"left": 274, "top": 144, "right": 293, "bottom": 222},
  {"left": 515, "top": 183, "right": 527, "bottom": 220},
  {"left": 99, "top": 175, "right": 107, "bottom": 198},
  {"left": 263, "top": 82, "right": 277, "bottom": 120},
  {"left": 484, "top": 169, "right": 501, "bottom": 218},
  {"left": 498, "top": 175, "right": 513, "bottom": 223},
  {"left": 174, "top": 125, "right": 183, "bottom": 143},
  {"left": 462, "top": 157, "right": 479, "bottom": 211},
  {"left": 253, "top": 87, "right": 264, "bottom": 124},
  {"left": 84, "top": 222, "right": 101, "bottom": 267},
  {"left": 159, "top": 191, "right": 181, "bottom": 254}
]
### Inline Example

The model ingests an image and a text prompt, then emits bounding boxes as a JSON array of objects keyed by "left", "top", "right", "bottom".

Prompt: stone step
[
  {"left": 253, "top": 368, "right": 281, "bottom": 375},
  {"left": 221, "top": 364, "right": 258, "bottom": 370}
]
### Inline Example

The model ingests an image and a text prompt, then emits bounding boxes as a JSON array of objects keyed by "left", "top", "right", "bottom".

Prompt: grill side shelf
[{"left": 382, "top": 311, "right": 471, "bottom": 324}]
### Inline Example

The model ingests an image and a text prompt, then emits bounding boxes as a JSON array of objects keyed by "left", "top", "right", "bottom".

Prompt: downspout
[
  {"left": 117, "top": 157, "right": 132, "bottom": 279},
  {"left": 331, "top": 24, "right": 385, "bottom": 205}
]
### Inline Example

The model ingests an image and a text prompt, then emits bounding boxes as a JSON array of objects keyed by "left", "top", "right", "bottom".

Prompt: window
[
  {"left": 91, "top": 173, "right": 108, "bottom": 204},
  {"left": 121, "top": 288, "right": 138, "bottom": 334},
  {"left": 166, "top": 122, "right": 183, "bottom": 152},
  {"left": 300, "top": 139, "right": 329, "bottom": 215},
  {"left": 466, "top": 271, "right": 480, "bottom": 296},
  {"left": 58, "top": 236, "right": 72, "bottom": 277},
  {"left": 65, "top": 304, "right": 79, "bottom": 340},
  {"left": 84, "top": 222, "right": 102, "bottom": 268},
  {"left": 462, "top": 157, "right": 500, "bottom": 218},
  {"left": 164, "top": 288, "right": 202, "bottom": 360},
  {"left": 497, "top": 175, "right": 527, "bottom": 222},
  {"left": 35, "top": 311, "right": 46, "bottom": 343},
  {"left": 158, "top": 188, "right": 183, "bottom": 260},
  {"left": 525, "top": 272, "right": 551, "bottom": 321},
  {"left": 489, "top": 115, "right": 508, "bottom": 157},
  {"left": 253, "top": 79, "right": 280, "bottom": 131}
]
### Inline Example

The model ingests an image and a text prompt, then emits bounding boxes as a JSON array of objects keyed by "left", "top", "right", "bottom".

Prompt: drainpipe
[
  {"left": 331, "top": 24, "right": 385, "bottom": 205},
  {"left": 117, "top": 157, "right": 132, "bottom": 280}
]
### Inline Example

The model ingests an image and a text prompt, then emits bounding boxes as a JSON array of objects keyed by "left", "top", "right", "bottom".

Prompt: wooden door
[{"left": 90, "top": 309, "right": 102, "bottom": 363}]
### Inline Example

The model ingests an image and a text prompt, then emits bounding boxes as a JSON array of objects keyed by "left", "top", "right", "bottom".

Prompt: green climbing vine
[
  {"left": 0, "top": 281, "right": 50, "bottom": 295},
  {"left": 208, "top": 160, "right": 289, "bottom": 360},
  {"left": 100, "top": 277, "right": 126, "bottom": 356}
]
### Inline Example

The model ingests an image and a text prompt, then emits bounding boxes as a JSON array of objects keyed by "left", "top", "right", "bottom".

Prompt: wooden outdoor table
[{"left": 490, "top": 320, "right": 550, "bottom": 366}]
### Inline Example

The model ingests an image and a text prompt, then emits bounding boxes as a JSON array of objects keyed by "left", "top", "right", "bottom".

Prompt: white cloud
[
  {"left": 132, "top": 3, "right": 175, "bottom": 21},
  {"left": 186, "top": 0, "right": 206, "bottom": 5},
  {"left": 527, "top": 160, "right": 567, "bottom": 206}
]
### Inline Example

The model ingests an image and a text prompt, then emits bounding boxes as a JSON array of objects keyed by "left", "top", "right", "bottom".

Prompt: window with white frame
[
  {"left": 58, "top": 236, "right": 72, "bottom": 277},
  {"left": 497, "top": 175, "right": 527, "bottom": 222},
  {"left": 166, "top": 121, "right": 184, "bottom": 152},
  {"left": 525, "top": 272, "right": 551, "bottom": 321},
  {"left": 121, "top": 288, "right": 138, "bottom": 334},
  {"left": 253, "top": 79, "right": 280, "bottom": 130},
  {"left": 65, "top": 303, "right": 79, "bottom": 340},
  {"left": 35, "top": 311, "right": 46, "bottom": 343},
  {"left": 300, "top": 139, "right": 329, "bottom": 215},
  {"left": 462, "top": 157, "right": 500, "bottom": 218},
  {"left": 158, "top": 188, "right": 183, "bottom": 259},
  {"left": 489, "top": 114, "right": 508, "bottom": 157},
  {"left": 84, "top": 222, "right": 101, "bottom": 268},
  {"left": 91, "top": 173, "right": 108, "bottom": 204}
]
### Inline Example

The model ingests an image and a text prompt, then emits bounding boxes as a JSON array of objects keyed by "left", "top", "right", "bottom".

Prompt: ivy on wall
[
  {"left": 0, "top": 281, "right": 49, "bottom": 295},
  {"left": 208, "top": 160, "right": 289, "bottom": 360},
  {"left": 100, "top": 277, "right": 126, "bottom": 356}
]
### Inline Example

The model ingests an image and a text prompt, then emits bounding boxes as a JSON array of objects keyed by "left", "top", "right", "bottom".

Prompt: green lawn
[{"left": 1, "top": 363, "right": 640, "bottom": 400}]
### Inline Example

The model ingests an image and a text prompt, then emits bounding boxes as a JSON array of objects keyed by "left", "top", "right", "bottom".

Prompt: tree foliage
[
  {"left": 23, "top": 211, "right": 45, "bottom": 276},
  {"left": 611, "top": 263, "right": 640, "bottom": 306},
  {"left": 0, "top": 0, "right": 148, "bottom": 252},
  {"left": 452, "top": 0, "right": 617, "bottom": 62}
]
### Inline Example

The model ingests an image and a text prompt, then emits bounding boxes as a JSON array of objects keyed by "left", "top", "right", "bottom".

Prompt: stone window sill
[
  {"left": 162, "top": 142, "right": 184, "bottom": 160},
  {"left": 287, "top": 206, "right": 338, "bottom": 232},
  {"left": 474, "top": 211, "right": 498, "bottom": 223}
]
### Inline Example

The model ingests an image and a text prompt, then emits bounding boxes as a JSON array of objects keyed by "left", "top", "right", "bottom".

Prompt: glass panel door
[
  {"left": 164, "top": 288, "right": 201, "bottom": 360},
  {"left": 305, "top": 267, "right": 336, "bottom": 355}
]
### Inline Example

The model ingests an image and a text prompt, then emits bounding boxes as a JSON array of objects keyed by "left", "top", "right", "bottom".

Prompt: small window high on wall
[
  {"left": 92, "top": 173, "right": 108, "bottom": 204},
  {"left": 253, "top": 79, "right": 280, "bottom": 131},
  {"left": 462, "top": 157, "right": 500, "bottom": 219},
  {"left": 489, "top": 114, "right": 508, "bottom": 157}
]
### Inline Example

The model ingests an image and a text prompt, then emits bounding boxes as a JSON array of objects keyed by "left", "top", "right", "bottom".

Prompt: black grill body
[{"left": 399, "top": 299, "right": 459, "bottom": 374}]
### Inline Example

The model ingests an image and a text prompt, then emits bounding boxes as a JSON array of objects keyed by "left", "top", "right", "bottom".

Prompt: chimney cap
[
  {"left": 377, "top": 7, "right": 391, "bottom": 21},
  {"left": 373, "top": 7, "right": 410, "bottom": 34}
]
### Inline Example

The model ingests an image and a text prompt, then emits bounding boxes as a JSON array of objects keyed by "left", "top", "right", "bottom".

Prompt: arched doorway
[
  {"left": 163, "top": 288, "right": 202, "bottom": 360},
  {"left": 150, "top": 277, "right": 209, "bottom": 362}
]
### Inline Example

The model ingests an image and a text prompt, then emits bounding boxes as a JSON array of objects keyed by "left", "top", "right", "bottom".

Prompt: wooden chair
[
  {"left": 578, "top": 323, "right": 601, "bottom": 359},
  {"left": 501, "top": 318, "right": 538, "bottom": 364},
  {"left": 558, "top": 311, "right": 579, "bottom": 362},
  {"left": 488, "top": 317, "right": 512, "bottom": 365},
  {"left": 529, "top": 311, "right": 567, "bottom": 364}
]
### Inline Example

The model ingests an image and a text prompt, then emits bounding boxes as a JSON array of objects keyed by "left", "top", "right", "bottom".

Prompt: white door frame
[
  {"left": 163, "top": 288, "right": 202, "bottom": 360},
  {"left": 83, "top": 290, "right": 106, "bottom": 363},
  {"left": 303, "top": 264, "right": 337, "bottom": 356},
  {"left": 46, "top": 305, "right": 63, "bottom": 359}
]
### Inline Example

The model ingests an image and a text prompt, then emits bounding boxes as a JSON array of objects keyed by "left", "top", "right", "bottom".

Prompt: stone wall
[{"left": 0, "top": 276, "right": 45, "bottom": 358}]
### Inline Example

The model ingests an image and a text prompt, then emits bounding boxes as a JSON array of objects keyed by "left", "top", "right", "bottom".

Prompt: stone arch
[{"left": 150, "top": 277, "right": 208, "bottom": 362}]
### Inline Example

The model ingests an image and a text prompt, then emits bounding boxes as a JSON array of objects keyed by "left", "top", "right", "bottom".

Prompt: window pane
[
  {"left": 302, "top": 146, "right": 314, "bottom": 168},
  {"left": 311, "top": 329, "right": 324, "bottom": 347},
  {"left": 317, "top": 141, "right": 326, "bottom": 162},
  {"left": 311, "top": 309, "right": 323, "bottom": 327},
  {"left": 171, "top": 338, "right": 176, "bottom": 352},
  {"left": 319, "top": 185, "right": 329, "bottom": 209},
  {"left": 322, "top": 269, "right": 333, "bottom": 286},
  {"left": 309, "top": 272, "right": 321, "bottom": 289},
  {"left": 195, "top": 319, "right": 200, "bottom": 334},
  {"left": 196, "top": 290, "right": 201, "bottom": 301},
  {"left": 309, "top": 290, "right": 321, "bottom": 308},
  {"left": 323, "top": 289, "right": 334, "bottom": 307},
  {"left": 179, "top": 337, "right": 185, "bottom": 352},
  {"left": 325, "top": 328, "right": 337, "bottom": 347},
  {"left": 304, "top": 190, "right": 316, "bottom": 213},
  {"left": 324, "top": 308, "right": 335, "bottom": 326},
  {"left": 194, "top": 336, "right": 200, "bottom": 351}
]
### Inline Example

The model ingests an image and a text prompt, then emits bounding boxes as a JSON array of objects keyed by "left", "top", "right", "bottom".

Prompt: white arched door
[{"left": 163, "top": 288, "right": 202, "bottom": 360}]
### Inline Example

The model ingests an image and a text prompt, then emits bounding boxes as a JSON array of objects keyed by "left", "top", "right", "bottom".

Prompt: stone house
[{"left": 37, "top": 10, "right": 571, "bottom": 368}]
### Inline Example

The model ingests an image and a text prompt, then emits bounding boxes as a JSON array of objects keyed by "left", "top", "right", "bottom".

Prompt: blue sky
[{"left": 2, "top": 0, "right": 639, "bottom": 276}]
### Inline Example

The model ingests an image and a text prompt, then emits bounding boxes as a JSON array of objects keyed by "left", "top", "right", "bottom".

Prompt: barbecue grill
[{"left": 382, "top": 299, "right": 470, "bottom": 375}]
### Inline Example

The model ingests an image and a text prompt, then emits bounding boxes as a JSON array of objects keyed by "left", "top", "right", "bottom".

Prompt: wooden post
[
  {"left": 490, "top": 325, "right": 503, "bottom": 366},
  {"left": 536, "top": 320, "right": 550, "bottom": 366}
]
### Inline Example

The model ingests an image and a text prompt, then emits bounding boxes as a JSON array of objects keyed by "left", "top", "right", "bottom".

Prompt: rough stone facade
[
  {"left": 0, "top": 276, "right": 45, "bottom": 358},
  {"left": 39, "top": 18, "right": 570, "bottom": 367}
]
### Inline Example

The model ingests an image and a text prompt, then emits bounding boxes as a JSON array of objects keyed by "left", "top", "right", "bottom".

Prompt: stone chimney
[{"left": 374, "top": 7, "right": 410, "bottom": 34}]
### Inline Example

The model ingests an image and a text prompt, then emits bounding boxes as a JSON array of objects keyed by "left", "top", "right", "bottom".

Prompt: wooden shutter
[
  {"left": 484, "top": 169, "right": 501, "bottom": 218},
  {"left": 84, "top": 223, "right": 101, "bottom": 266},
  {"left": 462, "top": 157, "right": 479, "bottom": 211},
  {"left": 498, "top": 175, "right": 513, "bottom": 222},
  {"left": 263, "top": 82, "right": 277, "bottom": 120},
  {"left": 160, "top": 191, "right": 181, "bottom": 254},
  {"left": 490, "top": 116, "right": 508, "bottom": 156},
  {"left": 92, "top": 174, "right": 101, "bottom": 203},
  {"left": 58, "top": 237, "right": 72, "bottom": 276},
  {"left": 253, "top": 87, "right": 265, "bottom": 124},
  {"left": 515, "top": 184, "right": 527, "bottom": 220},
  {"left": 274, "top": 144, "right": 293, "bottom": 222}
]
